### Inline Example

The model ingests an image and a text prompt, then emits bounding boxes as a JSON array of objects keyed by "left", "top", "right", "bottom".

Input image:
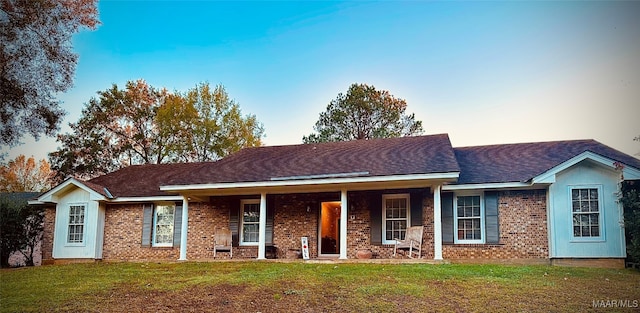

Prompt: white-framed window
[
  {"left": 240, "top": 199, "right": 261, "bottom": 245},
  {"left": 382, "top": 194, "right": 410, "bottom": 244},
  {"left": 571, "top": 186, "right": 602, "bottom": 238},
  {"left": 454, "top": 194, "right": 484, "bottom": 244},
  {"left": 152, "top": 204, "right": 175, "bottom": 247},
  {"left": 67, "top": 204, "right": 86, "bottom": 244}
]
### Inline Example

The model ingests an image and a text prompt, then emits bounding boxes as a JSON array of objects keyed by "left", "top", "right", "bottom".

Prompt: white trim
[
  {"left": 109, "top": 196, "right": 184, "bottom": 203},
  {"left": 443, "top": 182, "right": 534, "bottom": 191},
  {"left": 339, "top": 190, "right": 348, "bottom": 260},
  {"left": 453, "top": 193, "right": 485, "bottom": 244},
  {"left": 34, "top": 178, "right": 105, "bottom": 204},
  {"left": 568, "top": 185, "right": 605, "bottom": 242},
  {"left": 271, "top": 172, "right": 370, "bottom": 181},
  {"left": 381, "top": 193, "right": 411, "bottom": 245},
  {"left": 160, "top": 172, "right": 460, "bottom": 192},
  {"left": 178, "top": 196, "right": 189, "bottom": 261},
  {"left": 239, "top": 199, "right": 261, "bottom": 246},
  {"left": 152, "top": 203, "right": 176, "bottom": 247},
  {"left": 533, "top": 151, "right": 640, "bottom": 184},
  {"left": 257, "top": 193, "right": 267, "bottom": 259},
  {"left": 433, "top": 185, "right": 443, "bottom": 260},
  {"left": 65, "top": 202, "right": 87, "bottom": 247}
]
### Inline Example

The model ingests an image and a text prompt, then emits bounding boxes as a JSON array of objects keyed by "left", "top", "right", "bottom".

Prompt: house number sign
[{"left": 301, "top": 237, "right": 310, "bottom": 260}]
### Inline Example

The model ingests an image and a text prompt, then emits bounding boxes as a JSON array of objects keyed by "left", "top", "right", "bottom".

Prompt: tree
[
  {"left": 0, "top": 0, "right": 99, "bottom": 146},
  {"left": 0, "top": 193, "right": 43, "bottom": 267},
  {"left": 621, "top": 181, "right": 640, "bottom": 263},
  {"left": 303, "top": 83, "right": 424, "bottom": 143},
  {"left": 50, "top": 81, "right": 264, "bottom": 180},
  {"left": 0, "top": 155, "right": 53, "bottom": 192}
]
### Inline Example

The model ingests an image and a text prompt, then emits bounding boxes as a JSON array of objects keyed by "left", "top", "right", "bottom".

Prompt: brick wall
[
  {"left": 41, "top": 207, "right": 55, "bottom": 264},
  {"left": 443, "top": 190, "right": 548, "bottom": 260}
]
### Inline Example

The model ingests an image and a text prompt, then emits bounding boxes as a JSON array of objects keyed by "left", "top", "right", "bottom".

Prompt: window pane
[{"left": 589, "top": 189, "right": 598, "bottom": 200}]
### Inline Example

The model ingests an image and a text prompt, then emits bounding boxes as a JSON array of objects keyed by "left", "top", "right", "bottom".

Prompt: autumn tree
[
  {"left": 50, "top": 81, "right": 264, "bottom": 180},
  {"left": 303, "top": 83, "right": 424, "bottom": 143},
  {"left": 0, "top": 155, "right": 53, "bottom": 192},
  {"left": 0, "top": 0, "right": 99, "bottom": 146}
]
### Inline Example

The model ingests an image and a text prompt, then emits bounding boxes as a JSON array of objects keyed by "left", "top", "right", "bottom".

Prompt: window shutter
[
  {"left": 265, "top": 195, "right": 275, "bottom": 245},
  {"left": 229, "top": 198, "right": 240, "bottom": 247},
  {"left": 141, "top": 204, "right": 153, "bottom": 247},
  {"left": 369, "top": 192, "right": 382, "bottom": 245},
  {"left": 410, "top": 190, "right": 424, "bottom": 226},
  {"left": 173, "top": 203, "right": 183, "bottom": 248},
  {"left": 441, "top": 193, "right": 454, "bottom": 244},
  {"left": 484, "top": 191, "right": 500, "bottom": 244}
]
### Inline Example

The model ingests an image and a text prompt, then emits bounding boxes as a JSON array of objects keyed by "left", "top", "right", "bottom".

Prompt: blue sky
[{"left": 4, "top": 0, "right": 640, "bottom": 161}]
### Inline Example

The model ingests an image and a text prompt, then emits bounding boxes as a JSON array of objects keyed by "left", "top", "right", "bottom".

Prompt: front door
[{"left": 319, "top": 201, "right": 341, "bottom": 255}]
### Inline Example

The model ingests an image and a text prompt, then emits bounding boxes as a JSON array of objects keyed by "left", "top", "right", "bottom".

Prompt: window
[
  {"left": 382, "top": 194, "right": 410, "bottom": 244},
  {"left": 67, "top": 204, "right": 85, "bottom": 244},
  {"left": 240, "top": 200, "right": 260, "bottom": 245},
  {"left": 571, "top": 187, "right": 601, "bottom": 238},
  {"left": 454, "top": 195, "right": 484, "bottom": 243},
  {"left": 153, "top": 204, "right": 175, "bottom": 247}
]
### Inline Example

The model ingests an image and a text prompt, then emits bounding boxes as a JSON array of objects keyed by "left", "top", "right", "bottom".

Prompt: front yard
[{"left": 1, "top": 261, "right": 639, "bottom": 312}]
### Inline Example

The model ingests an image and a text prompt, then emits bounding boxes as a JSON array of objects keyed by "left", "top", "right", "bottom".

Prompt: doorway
[{"left": 319, "top": 201, "right": 341, "bottom": 255}]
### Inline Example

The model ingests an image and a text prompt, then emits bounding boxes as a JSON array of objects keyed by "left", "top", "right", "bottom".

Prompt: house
[{"left": 30, "top": 134, "right": 640, "bottom": 267}]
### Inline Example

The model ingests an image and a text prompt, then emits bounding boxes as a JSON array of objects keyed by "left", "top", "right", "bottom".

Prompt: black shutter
[
  {"left": 369, "top": 192, "right": 382, "bottom": 245},
  {"left": 441, "top": 193, "right": 454, "bottom": 244},
  {"left": 229, "top": 198, "right": 240, "bottom": 247},
  {"left": 141, "top": 204, "right": 153, "bottom": 247},
  {"left": 484, "top": 191, "right": 500, "bottom": 244},
  {"left": 410, "top": 190, "right": 424, "bottom": 226},
  {"left": 173, "top": 203, "right": 183, "bottom": 248},
  {"left": 265, "top": 195, "right": 275, "bottom": 245}
]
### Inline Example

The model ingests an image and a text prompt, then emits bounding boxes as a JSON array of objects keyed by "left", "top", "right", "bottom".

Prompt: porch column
[
  {"left": 433, "top": 185, "right": 443, "bottom": 260},
  {"left": 339, "top": 189, "right": 348, "bottom": 259},
  {"left": 179, "top": 196, "right": 189, "bottom": 261},
  {"left": 257, "top": 192, "right": 267, "bottom": 260}
]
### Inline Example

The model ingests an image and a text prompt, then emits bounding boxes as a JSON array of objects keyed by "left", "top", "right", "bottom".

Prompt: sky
[{"left": 3, "top": 0, "right": 640, "bottom": 162}]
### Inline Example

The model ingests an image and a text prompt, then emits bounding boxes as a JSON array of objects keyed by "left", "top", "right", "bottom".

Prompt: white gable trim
[
  {"left": 29, "top": 178, "right": 106, "bottom": 204},
  {"left": 532, "top": 151, "right": 640, "bottom": 184}
]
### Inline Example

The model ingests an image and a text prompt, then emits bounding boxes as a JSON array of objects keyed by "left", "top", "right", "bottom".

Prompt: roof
[
  {"left": 41, "top": 135, "right": 640, "bottom": 199},
  {"left": 0, "top": 192, "right": 41, "bottom": 203},
  {"left": 168, "top": 134, "right": 460, "bottom": 186},
  {"left": 454, "top": 139, "right": 640, "bottom": 184},
  {"left": 87, "top": 163, "right": 207, "bottom": 197}
]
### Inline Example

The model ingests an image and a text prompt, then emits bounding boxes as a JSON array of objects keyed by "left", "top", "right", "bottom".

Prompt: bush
[
  {"left": 0, "top": 194, "right": 43, "bottom": 268},
  {"left": 621, "top": 181, "right": 640, "bottom": 263}
]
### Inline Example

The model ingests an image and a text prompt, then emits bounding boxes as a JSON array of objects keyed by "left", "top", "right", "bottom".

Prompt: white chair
[{"left": 393, "top": 226, "right": 424, "bottom": 259}]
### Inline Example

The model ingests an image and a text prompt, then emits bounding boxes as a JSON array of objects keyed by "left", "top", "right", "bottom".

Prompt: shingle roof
[
  {"left": 454, "top": 139, "right": 640, "bottom": 185},
  {"left": 88, "top": 163, "right": 208, "bottom": 197},
  {"left": 169, "top": 134, "right": 460, "bottom": 185}
]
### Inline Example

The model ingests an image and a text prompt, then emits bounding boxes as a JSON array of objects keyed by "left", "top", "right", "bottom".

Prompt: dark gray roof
[
  {"left": 169, "top": 134, "right": 460, "bottom": 185},
  {"left": 454, "top": 139, "right": 640, "bottom": 184}
]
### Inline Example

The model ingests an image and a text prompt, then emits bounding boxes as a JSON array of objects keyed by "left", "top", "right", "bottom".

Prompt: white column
[
  {"left": 257, "top": 192, "right": 267, "bottom": 260},
  {"left": 179, "top": 196, "right": 189, "bottom": 261},
  {"left": 433, "top": 185, "right": 443, "bottom": 260},
  {"left": 339, "top": 189, "right": 348, "bottom": 259}
]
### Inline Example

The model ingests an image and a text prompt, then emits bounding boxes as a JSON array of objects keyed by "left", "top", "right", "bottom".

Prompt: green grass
[{"left": 1, "top": 262, "right": 639, "bottom": 312}]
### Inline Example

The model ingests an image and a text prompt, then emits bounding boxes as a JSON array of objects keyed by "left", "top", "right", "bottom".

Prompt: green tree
[
  {"left": 621, "top": 181, "right": 640, "bottom": 263},
  {"left": 50, "top": 81, "right": 264, "bottom": 180},
  {"left": 303, "top": 83, "right": 424, "bottom": 143},
  {"left": 0, "top": 0, "right": 99, "bottom": 146},
  {"left": 0, "top": 193, "right": 43, "bottom": 267}
]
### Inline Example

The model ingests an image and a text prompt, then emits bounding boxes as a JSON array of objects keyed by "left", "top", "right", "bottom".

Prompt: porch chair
[
  {"left": 393, "top": 226, "right": 424, "bottom": 259},
  {"left": 213, "top": 228, "right": 233, "bottom": 259}
]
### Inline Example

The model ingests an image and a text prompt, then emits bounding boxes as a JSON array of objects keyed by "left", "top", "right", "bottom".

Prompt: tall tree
[
  {"left": 0, "top": 0, "right": 99, "bottom": 146},
  {"left": 181, "top": 83, "right": 264, "bottom": 162},
  {"left": 50, "top": 81, "right": 265, "bottom": 180},
  {"left": 0, "top": 155, "right": 52, "bottom": 192},
  {"left": 303, "top": 83, "right": 424, "bottom": 143}
]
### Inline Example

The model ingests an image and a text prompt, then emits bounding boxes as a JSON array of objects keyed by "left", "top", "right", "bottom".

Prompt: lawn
[{"left": 1, "top": 262, "right": 639, "bottom": 312}]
